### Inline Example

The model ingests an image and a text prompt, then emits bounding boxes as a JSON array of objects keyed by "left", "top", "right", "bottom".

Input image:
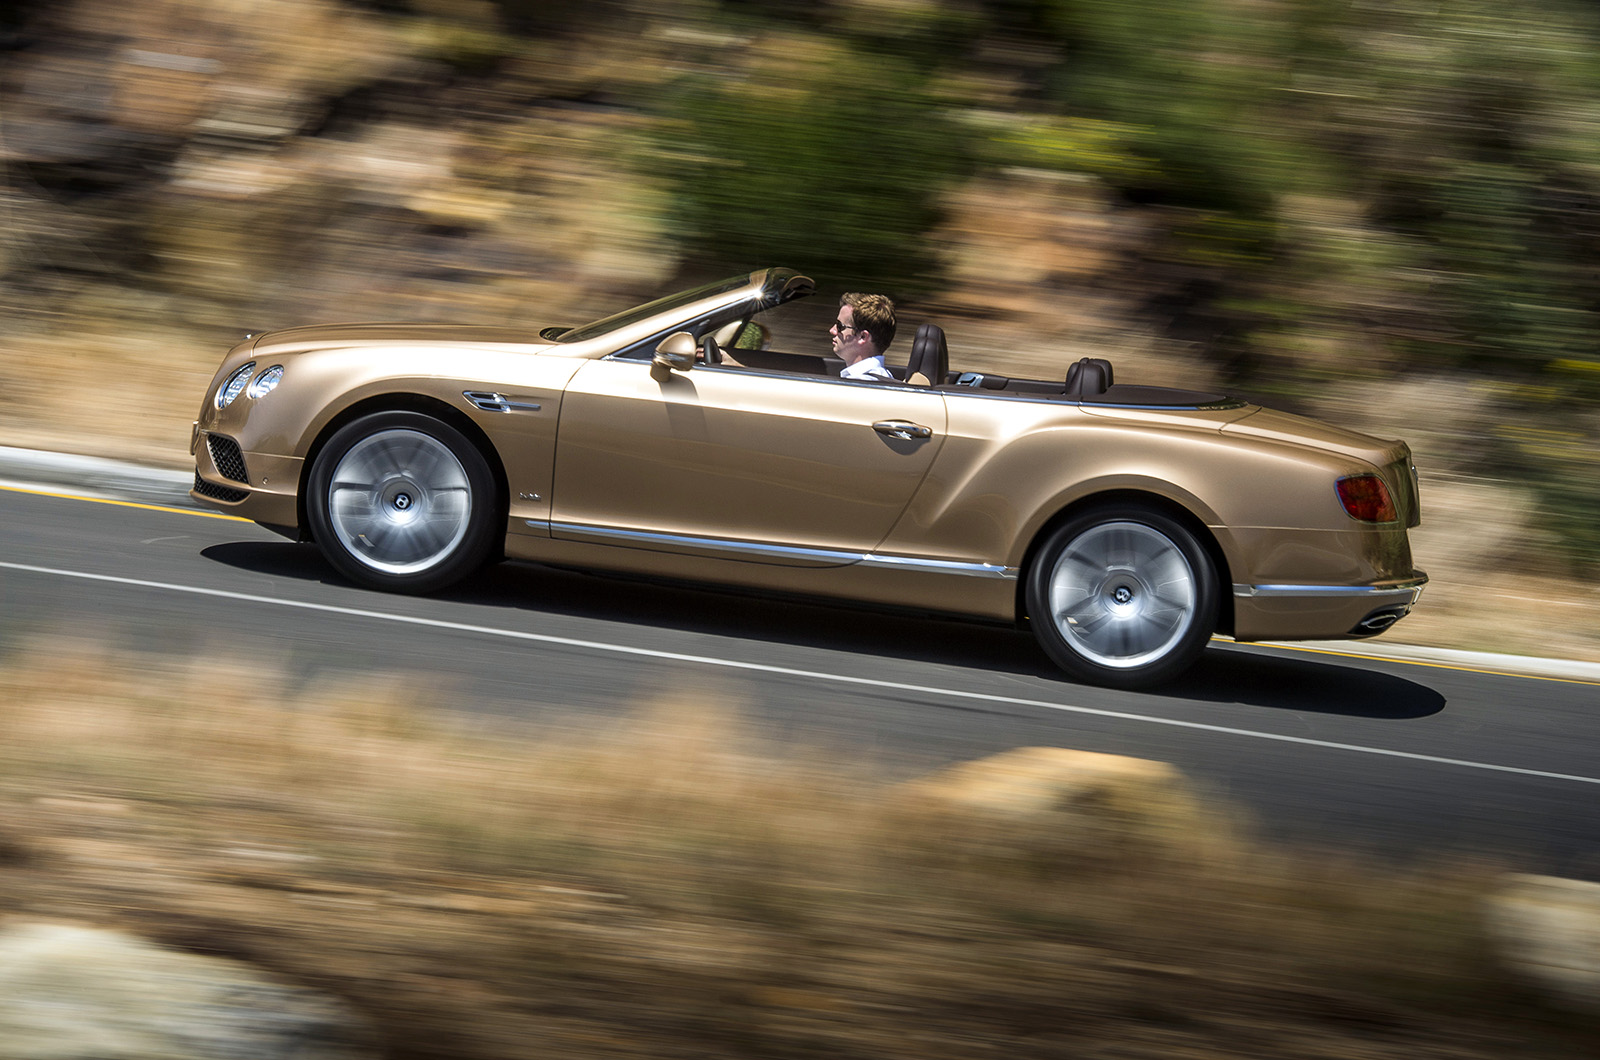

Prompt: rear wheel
[
  {"left": 1025, "top": 505, "right": 1219, "bottom": 688},
  {"left": 306, "top": 411, "right": 498, "bottom": 594}
]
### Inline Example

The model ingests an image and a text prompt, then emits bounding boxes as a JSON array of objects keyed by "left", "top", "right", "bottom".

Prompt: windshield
[{"left": 557, "top": 274, "right": 756, "bottom": 343}]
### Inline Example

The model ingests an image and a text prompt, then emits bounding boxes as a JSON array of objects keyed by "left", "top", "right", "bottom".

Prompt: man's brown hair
[{"left": 841, "top": 292, "right": 896, "bottom": 353}]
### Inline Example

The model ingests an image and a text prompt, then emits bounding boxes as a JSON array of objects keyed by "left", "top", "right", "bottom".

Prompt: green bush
[{"left": 651, "top": 41, "right": 971, "bottom": 291}]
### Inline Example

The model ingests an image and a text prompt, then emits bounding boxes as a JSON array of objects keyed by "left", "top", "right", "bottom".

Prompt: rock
[
  {"left": 896, "top": 746, "right": 1235, "bottom": 858},
  {"left": 1485, "top": 874, "right": 1600, "bottom": 1012},
  {"left": 113, "top": 47, "right": 220, "bottom": 135},
  {"left": 0, "top": 922, "right": 374, "bottom": 1060}
]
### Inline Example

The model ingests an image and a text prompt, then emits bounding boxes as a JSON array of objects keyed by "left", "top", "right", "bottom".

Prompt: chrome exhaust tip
[{"left": 1349, "top": 606, "right": 1408, "bottom": 637}]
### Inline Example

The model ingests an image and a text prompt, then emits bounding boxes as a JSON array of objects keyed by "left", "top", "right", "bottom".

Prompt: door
[{"left": 551, "top": 358, "right": 947, "bottom": 566}]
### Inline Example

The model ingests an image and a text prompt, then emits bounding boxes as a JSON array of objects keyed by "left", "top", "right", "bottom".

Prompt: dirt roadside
[{"left": 2, "top": 650, "right": 1596, "bottom": 1060}]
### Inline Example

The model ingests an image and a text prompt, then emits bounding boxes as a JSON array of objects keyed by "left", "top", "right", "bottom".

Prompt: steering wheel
[{"left": 700, "top": 335, "right": 723, "bottom": 365}]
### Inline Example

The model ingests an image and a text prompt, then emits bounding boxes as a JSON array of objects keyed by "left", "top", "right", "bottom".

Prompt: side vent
[
  {"left": 207, "top": 435, "right": 249, "bottom": 483},
  {"left": 464, "top": 391, "right": 542, "bottom": 413}
]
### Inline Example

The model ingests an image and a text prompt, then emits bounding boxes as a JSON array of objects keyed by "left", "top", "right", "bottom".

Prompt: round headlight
[
  {"left": 216, "top": 362, "right": 256, "bottom": 409},
  {"left": 248, "top": 365, "right": 284, "bottom": 399}
]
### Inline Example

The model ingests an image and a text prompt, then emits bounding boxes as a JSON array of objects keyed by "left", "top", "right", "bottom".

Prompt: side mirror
[{"left": 652, "top": 332, "right": 697, "bottom": 376}]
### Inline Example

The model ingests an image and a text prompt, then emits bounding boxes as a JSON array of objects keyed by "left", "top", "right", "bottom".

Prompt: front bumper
[
  {"left": 1231, "top": 572, "right": 1428, "bottom": 642},
  {"left": 190, "top": 428, "right": 302, "bottom": 527}
]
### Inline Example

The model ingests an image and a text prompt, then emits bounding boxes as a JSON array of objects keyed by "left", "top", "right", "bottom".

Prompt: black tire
[
  {"left": 1025, "top": 504, "right": 1219, "bottom": 689},
  {"left": 306, "top": 411, "right": 498, "bottom": 594}
]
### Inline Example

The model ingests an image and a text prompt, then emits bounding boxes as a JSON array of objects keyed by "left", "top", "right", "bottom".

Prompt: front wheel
[
  {"left": 306, "top": 411, "right": 498, "bottom": 594},
  {"left": 1025, "top": 506, "right": 1219, "bottom": 688}
]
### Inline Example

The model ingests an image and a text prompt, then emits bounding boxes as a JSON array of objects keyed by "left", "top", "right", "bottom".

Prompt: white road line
[{"left": 5, "top": 558, "right": 1599, "bottom": 787}]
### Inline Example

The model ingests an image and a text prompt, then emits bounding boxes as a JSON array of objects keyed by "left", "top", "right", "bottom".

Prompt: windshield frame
[
  {"left": 558, "top": 274, "right": 758, "bottom": 344},
  {"left": 555, "top": 269, "right": 815, "bottom": 345}
]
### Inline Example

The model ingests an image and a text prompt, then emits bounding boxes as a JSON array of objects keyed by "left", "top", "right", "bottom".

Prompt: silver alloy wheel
[
  {"left": 326, "top": 428, "right": 473, "bottom": 575},
  {"left": 1046, "top": 520, "right": 1199, "bottom": 669}
]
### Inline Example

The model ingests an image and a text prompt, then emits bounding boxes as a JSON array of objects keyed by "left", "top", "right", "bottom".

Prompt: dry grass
[
  {"left": 0, "top": 324, "right": 222, "bottom": 468},
  {"left": 0, "top": 645, "right": 1594, "bottom": 1059}
]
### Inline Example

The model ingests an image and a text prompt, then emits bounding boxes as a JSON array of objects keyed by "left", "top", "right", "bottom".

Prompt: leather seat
[{"left": 907, "top": 323, "right": 948, "bottom": 386}]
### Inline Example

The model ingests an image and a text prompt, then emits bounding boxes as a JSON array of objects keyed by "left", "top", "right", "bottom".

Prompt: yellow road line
[{"left": 0, "top": 482, "right": 250, "bottom": 522}]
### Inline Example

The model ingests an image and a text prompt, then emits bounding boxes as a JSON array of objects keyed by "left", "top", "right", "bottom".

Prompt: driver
[{"left": 832, "top": 293, "right": 896, "bottom": 381}]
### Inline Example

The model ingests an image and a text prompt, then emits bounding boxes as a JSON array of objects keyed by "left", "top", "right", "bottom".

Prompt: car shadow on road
[
  {"left": 1171, "top": 647, "right": 1446, "bottom": 719},
  {"left": 454, "top": 554, "right": 1053, "bottom": 670},
  {"left": 201, "top": 542, "right": 1446, "bottom": 721},
  {"left": 202, "top": 539, "right": 1040, "bottom": 668},
  {"left": 202, "top": 541, "right": 331, "bottom": 583}
]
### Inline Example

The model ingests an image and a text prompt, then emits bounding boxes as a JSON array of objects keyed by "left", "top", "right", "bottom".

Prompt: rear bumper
[{"left": 1231, "top": 572, "right": 1428, "bottom": 642}]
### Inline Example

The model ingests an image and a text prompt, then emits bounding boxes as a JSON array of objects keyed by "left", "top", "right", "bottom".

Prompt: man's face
[{"left": 831, "top": 305, "right": 868, "bottom": 361}]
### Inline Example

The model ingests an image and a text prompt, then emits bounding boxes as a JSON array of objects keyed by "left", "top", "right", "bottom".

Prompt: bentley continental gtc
[{"left": 191, "top": 268, "right": 1426, "bottom": 687}]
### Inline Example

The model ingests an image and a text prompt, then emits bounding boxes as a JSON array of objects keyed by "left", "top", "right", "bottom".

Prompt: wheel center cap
[
  {"left": 1112, "top": 586, "right": 1133, "bottom": 605},
  {"left": 393, "top": 492, "right": 413, "bottom": 512}
]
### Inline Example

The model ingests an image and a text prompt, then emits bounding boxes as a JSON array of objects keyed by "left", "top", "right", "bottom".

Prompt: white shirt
[{"left": 840, "top": 355, "right": 893, "bottom": 381}]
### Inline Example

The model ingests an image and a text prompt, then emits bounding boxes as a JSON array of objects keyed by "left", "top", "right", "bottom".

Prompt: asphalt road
[{"left": 2, "top": 479, "right": 1597, "bottom": 876}]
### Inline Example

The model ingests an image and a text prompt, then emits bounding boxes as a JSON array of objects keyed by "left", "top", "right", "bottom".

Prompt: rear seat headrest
[
  {"left": 908, "top": 323, "right": 949, "bottom": 386},
  {"left": 1065, "top": 357, "right": 1113, "bottom": 397}
]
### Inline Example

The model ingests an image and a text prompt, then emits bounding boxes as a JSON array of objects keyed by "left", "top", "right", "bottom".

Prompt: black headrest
[
  {"left": 908, "top": 323, "right": 948, "bottom": 386},
  {"left": 1065, "top": 357, "right": 1113, "bottom": 397}
]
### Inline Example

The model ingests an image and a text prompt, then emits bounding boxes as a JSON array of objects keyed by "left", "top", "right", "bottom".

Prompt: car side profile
[{"left": 191, "top": 268, "right": 1426, "bottom": 688}]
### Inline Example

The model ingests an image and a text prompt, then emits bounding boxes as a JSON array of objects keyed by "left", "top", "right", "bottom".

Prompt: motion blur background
[
  {"left": 4, "top": 7, "right": 1600, "bottom": 1057},
  {"left": 2, "top": 0, "right": 1598, "bottom": 656}
]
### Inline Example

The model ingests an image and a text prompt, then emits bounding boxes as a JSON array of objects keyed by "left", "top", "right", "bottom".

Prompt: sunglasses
[{"left": 832, "top": 319, "right": 858, "bottom": 334}]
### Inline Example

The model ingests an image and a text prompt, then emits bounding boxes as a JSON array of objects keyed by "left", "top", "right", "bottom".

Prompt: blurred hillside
[{"left": 2, "top": 0, "right": 1598, "bottom": 657}]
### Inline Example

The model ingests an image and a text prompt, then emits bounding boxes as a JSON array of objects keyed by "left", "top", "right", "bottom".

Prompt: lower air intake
[{"left": 193, "top": 472, "right": 248, "bottom": 504}]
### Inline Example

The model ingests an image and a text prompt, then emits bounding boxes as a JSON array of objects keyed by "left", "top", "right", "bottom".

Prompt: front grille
[
  {"left": 207, "top": 434, "right": 249, "bottom": 483},
  {"left": 193, "top": 472, "right": 248, "bottom": 503}
]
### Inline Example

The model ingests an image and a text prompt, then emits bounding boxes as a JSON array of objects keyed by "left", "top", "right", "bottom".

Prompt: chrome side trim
[
  {"left": 1233, "top": 575, "right": 1428, "bottom": 599},
  {"left": 1081, "top": 400, "right": 1248, "bottom": 411},
  {"left": 859, "top": 554, "right": 1017, "bottom": 579},
  {"left": 532, "top": 520, "right": 1018, "bottom": 579},
  {"left": 464, "top": 390, "right": 542, "bottom": 413}
]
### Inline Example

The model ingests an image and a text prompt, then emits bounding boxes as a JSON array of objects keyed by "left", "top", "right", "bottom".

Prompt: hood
[
  {"left": 1221, "top": 407, "right": 1408, "bottom": 467},
  {"left": 250, "top": 322, "right": 548, "bottom": 356}
]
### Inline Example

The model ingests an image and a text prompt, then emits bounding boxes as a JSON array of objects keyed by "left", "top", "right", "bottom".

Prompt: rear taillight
[{"left": 1336, "top": 474, "right": 1398, "bottom": 522}]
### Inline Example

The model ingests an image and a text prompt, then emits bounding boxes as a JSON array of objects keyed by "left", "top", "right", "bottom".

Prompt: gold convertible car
[{"left": 191, "top": 267, "right": 1425, "bottom": 688}]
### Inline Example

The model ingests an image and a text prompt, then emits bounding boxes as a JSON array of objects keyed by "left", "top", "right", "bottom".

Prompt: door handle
[{"left": 873, "top": 420, "right": 933, "bottom": 440}]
